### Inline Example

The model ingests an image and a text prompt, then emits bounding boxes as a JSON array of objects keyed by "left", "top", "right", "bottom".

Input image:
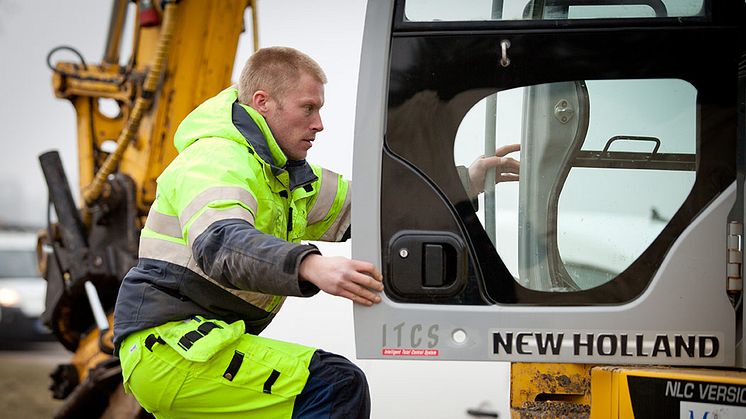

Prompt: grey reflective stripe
[
  {"left": 307, "top": 168, "right": 339, "bottom": 225},
  {"left": 180, "top": 186, "right": 258, "bottom": 227},
  {"left": 144, "top": 207, "right": 182, "bottom": 239},
  {"left": 139, "top": 236, "right": 284, "bottom": 313},
  {"left": 233, "top": 292, "right": 285, "bottom": 314},
  {"left": 139, "top": 236, "right": 193, "bottom": 267},
  {"left": 320, "top": 184, "right": 351, "bottom": 242},
  {"left": 187, "top": 206, "right": 255, "bottom": 245}
]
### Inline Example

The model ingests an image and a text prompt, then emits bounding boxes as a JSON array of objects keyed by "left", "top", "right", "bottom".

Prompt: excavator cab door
[{"left": 353, "top": 0, "right": 746, "bottom": 367}]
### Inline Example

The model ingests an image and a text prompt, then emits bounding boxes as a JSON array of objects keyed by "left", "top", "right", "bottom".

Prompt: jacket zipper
[
  {"left": 279, "top": 189, "right": 293, "bottom": 241},
  {"left": 287, "top": 206, "right": 293, "bottom": 240}
]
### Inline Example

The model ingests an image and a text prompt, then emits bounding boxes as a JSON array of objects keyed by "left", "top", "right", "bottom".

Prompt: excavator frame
[{"left": 38, "top": 1, "right": 257, "bottom": 417}]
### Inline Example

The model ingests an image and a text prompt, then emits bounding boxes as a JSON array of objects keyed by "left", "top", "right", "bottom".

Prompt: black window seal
[{"left": 392, "top": 0, "right": 722, "bottom": 33}]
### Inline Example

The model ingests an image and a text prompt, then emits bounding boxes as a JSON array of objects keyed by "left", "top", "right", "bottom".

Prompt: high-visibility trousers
[{"left": 119, "top": 317, "right": 370, "bottom": 418}]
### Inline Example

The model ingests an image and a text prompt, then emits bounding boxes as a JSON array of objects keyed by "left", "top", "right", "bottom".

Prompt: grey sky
[{"left": 1, "top": 1, "right": 109, "bottom": 227}]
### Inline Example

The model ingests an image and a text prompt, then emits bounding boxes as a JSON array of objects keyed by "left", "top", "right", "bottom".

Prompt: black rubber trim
[
  {"left": 223, "top": 350, "right": 245, "bottom": 381},
  {"left": 197, "top": 321, "right": 222, "bottom": 335},
  {"left": 263, "top": 369, "right": 281, "bottom": 394},
  {"left": 144, "top": 334, "right": 165, "bottom": 352},
  {"left": 178, "top": 330, "right": 203, "bottom": 351}
]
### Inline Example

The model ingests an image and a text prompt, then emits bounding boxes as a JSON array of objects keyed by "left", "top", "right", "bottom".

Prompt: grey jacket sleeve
[{"left": 192, "top": 219, "right": 321, "bottom": 297}]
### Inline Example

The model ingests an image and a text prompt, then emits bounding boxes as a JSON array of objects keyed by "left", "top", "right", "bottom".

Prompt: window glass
[
  {"left": 404, "top": 0, "right": 705, "bottom": 22},
  {"left": 454, "top": 88, "right": 524, "bottom": 278},
  {"left": 0, "top": 250, "right": 38, "bottom": 278},
  {"left": 454, "top": 79, "right": 697, "bottom": 292}
]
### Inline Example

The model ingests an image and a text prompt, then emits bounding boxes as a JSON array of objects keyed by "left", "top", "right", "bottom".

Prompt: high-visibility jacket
[{"left": 113, "top": 87, "right": 351, "bottom": 345}]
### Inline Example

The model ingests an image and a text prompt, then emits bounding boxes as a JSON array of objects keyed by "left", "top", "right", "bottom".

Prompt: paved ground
[{"left": 0, "top": 341, "right": 69, "bottom": 418}]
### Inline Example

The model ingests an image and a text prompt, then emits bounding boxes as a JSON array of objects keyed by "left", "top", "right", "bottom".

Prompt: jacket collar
[{"left": 231, "top": 101, "right": 318, "bottom": 190}]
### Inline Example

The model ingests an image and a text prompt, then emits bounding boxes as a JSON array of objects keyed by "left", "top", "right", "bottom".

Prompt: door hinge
[{"left": 727, "top": 221, "right": 743, "bottom": 294}]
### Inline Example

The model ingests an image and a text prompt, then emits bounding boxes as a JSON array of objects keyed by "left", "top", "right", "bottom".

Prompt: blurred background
[{"left": 0, "top": 1, "right": 509, "bottom": 418}]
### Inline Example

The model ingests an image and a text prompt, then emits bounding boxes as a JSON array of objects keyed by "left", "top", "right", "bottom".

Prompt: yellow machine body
[
  {"left": 510, "top": 362, "right": 746, "bottom": 419},
  {"left": 40, "top": 2, "right": 258, "bottom": 417}
]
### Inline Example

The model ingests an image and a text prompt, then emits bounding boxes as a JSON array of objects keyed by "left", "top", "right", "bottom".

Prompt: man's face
[{"left": 262, "top": 72, "right": 325, "bottom": 161}]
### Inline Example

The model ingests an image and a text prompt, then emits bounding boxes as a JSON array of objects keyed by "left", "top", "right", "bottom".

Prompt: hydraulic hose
[{"left": 83, "top": 1, "right": 179, "bottom": 207}]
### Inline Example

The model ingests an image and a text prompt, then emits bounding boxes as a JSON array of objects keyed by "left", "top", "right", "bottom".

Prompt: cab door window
[
  {"left": 381, "top": 0, "right": 737, "bottom": 305},
  {"left": 454, "top": 78, "right": 697, "bottom": 292}
]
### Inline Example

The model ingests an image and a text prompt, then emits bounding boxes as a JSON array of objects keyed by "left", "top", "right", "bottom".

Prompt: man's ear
[{"left": 251, "top": 90, "right": 270, "bottom": 114}]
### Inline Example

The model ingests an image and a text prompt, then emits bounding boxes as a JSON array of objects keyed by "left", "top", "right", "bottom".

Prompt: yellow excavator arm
[
  {"left": 38, "top": 2, "right": 257, "bottom": 417},
  {"left": 51, "top": 0, "right": 252, "bottom": 213}
]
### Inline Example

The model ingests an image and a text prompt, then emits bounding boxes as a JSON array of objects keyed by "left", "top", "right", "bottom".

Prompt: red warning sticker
[{"left": 381, "top": 348, "right": 440, "bottom": 357}]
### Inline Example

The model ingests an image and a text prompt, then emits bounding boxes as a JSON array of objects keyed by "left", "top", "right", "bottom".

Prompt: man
[
  {"left": 114, "top": 47, "right": 383, "bottom": 418},
  {"left": 114, "top": 46, "right": 519, "bottom": 419}
]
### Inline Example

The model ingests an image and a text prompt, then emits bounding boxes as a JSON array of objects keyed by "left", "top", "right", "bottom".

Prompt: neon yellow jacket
[{"left": 113, "top": 87, "right": 351, "bottom": 344}]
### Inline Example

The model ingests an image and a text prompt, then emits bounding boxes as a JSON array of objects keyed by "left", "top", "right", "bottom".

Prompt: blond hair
[{"left": 237, "top": 46, "right": 327, "bottom": 105}]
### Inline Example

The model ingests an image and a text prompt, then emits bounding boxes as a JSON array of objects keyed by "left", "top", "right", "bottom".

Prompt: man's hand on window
[{"left": 467, "top": 143, "right": 520, "bottom": 197}]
